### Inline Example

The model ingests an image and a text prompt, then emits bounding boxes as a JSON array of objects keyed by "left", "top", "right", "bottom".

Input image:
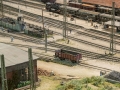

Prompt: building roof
[
  {"left": 0, "top": 43, "right": 38, "bottom": 68},
  {"left": 82, "top": 0, "right": 120, "bottom": 8}
]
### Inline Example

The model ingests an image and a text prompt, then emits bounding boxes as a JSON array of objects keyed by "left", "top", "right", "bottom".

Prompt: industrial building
[{"left": 0, "top": 43, "right": 38, "bottom": 89}]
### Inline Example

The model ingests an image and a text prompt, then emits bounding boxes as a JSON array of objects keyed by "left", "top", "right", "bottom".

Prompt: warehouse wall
[{"left": 0, "top": 60, "right": 38, "bottom": 89}]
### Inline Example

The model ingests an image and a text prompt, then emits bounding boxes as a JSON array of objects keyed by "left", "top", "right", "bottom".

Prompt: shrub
[
  {"left": 115, "top": 83, "right": 120, "bottom": 88},
  {"left": 55, "top": 76, "right": 117, "bottom": 90},
  {"left": 17, "top": 81, "right": 30, "bottom": 88}
]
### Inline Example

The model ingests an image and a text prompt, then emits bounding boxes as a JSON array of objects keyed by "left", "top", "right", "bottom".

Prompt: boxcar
[{"left": 55, "top": 49, "right": 82, "bottom": 63}]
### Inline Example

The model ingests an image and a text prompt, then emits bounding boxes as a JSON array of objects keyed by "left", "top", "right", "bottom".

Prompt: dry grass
[{"left": 36, "top": 76, "right": 61, "bottom": 90}]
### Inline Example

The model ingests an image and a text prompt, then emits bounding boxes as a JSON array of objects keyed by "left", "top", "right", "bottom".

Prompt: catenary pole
[
  {"left": 1, "top": 55, "right": 8, "bottom": 90},
  {"left": 28, "top": 48, "right": 36, "bottom": 90},
  {"left": 42, "top": 9, "right": 47, "bottom": 52},
  {"left": 63, "top": 0, "right": 67, "bottom": 38},
  {"left": 110, "top": 2, "right": 115, "bottom": 55}
]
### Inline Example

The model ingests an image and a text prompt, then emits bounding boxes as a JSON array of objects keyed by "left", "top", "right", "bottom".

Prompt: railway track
[
  {"left": 1, "top": 2, "right": 119, "bottom": 61},
  {"left": 0, "top": 42, "right": 55, "bottom": 52},
  {"left": 4, "top": 0, "right": 120, "bottom": 39},
  {"left": 9, "top": 0, "right": 120, "bottom": 37},
  {"left": 3, "top": 6, "right": 120, "bottom": 55},
  {"left": 0, "top": 30, "right": 120, "bottom": 62},
  {"left": 1, "top": 0, "right": 119, "bottom": 73},
  {"left": 0, "top": 31, "right": 44, "bottom": 44},
  {"left": 4, "top": 0, "right": 45, "bottom": 9},
  {"left": 48, "top": 42, "right": 120, "bottom": 62},
  {"left": 1, "top": 41, "right": 113, "bottom": 72},
  {"left": 3, "top": 5, "right": 120, "bottom": 46},
  {"left": 34, "top": 52, "right": 113, "bottom": 72},
  {"left": 4, "top": 4, "right": 120, "bottom": 44},
  {"left": 3, "top": 2, "right": 120, "bottom": 39}
]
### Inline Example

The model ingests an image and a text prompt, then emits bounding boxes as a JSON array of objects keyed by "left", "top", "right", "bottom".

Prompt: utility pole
[
  {"left": 63, "top": 0, "right": 67, "bottom": 38},
  {"left": 1, "top": 55, "right": 8, "bottom": 90},
  {"left": 28, "top": 48, "right": 36, "bottom": 90},
  {"left": 110, "top": 2, "right": 115, "bottom": 55},
  {"left": 0, "top": 0, "right": 4, "bottom": 17},
  {"left": 42, "top": 9, "right": 47, "bottom": 52},
  {"left": 18, "top": 0, "right": 20, "bottom": 14},
  {"left": 45, "top": 28, "right": 47, "bottom": 52},
  {"left": 0, "top": 0, "right": 4, "bottom": 29}
]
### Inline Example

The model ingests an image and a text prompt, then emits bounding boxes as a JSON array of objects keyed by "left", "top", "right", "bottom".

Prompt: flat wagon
[{"left": 55, "top": 49, "right": 82, "bottom": 63}]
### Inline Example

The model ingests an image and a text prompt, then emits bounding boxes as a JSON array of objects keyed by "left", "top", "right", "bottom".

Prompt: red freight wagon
[{"left": 55, "top": 49, "right": 82, "bottom": 63}]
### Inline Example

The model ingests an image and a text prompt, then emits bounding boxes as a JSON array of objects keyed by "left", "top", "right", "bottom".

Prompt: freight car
[
  {"left": 46, "top": 2, "right": 60, "bottom": 13},
  {"left": 69, "top": 2, "right": 120, "bottom": 16},
  {"left": 68, "top": 2, "right": 95, "bottom": 11},
  {"left": 24, "top": 24, "right": 53, "bottom": 38},
  {"left": 59, "top": 5, "right": 100, "bottom": 22},
  {"left": 46, "top": 2, "right": 120, "bottom": 23},
  {"left": 55, "top": 49, "right": 82, "bottom": 63}
]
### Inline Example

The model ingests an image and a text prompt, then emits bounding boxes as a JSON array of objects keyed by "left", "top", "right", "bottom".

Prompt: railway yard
[{"left": 1, "top": 0, "right": 120, "bottom": 90}]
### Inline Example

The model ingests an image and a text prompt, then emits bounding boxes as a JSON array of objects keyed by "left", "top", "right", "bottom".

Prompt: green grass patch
[
  {"left": 56, "top": 38, "right": 65, "bottom": 42},
  {"left": 40, "top": 57, "right": 77, "bottom": 66},
  {"left": 52, "top": 58, "right": 77, "bottom": 66},
  {"left": 55, "top": 76, "right": 120, "bottom": 90}
]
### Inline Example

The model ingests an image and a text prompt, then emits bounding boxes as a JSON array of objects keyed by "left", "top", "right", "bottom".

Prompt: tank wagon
[{"left": 55, "top": 49, "right": 82, "bottom": 63}]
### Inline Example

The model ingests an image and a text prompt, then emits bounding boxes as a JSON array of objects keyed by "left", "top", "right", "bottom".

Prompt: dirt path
[{"left": 37, "top": 60, "right": 100, "bottom": 79}]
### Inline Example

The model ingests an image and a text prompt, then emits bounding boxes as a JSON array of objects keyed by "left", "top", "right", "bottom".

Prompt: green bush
[
  {"left": 55, "top": 76, "right": 119, "bottom": 90},
  {"left": 115, "top": 83, "right": 120, "bottom": 88}
]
